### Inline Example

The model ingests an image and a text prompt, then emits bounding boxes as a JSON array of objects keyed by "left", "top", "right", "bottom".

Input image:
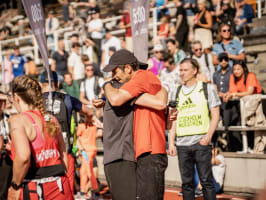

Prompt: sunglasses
[
  {"left": 222, "top": 29, "right": 231, "bottom": 33},
  {"left": 219, "top": 57, "right": 229, "bottom": 62},
  {"left": 194, "top": 48, "right": 202, "bottom": 52}
]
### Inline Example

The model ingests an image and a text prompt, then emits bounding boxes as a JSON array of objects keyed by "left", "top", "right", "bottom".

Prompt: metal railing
[
  {"left": 0, "top": 1, "right": 263, "bottom": 65},
  {"left": 216, "top": 95, "right": 266, "bottom": 153}
]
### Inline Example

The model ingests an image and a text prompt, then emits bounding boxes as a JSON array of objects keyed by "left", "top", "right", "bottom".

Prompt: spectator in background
[
  {"left": 192, "top": 40, "right": 215, "bottom": 83},
  {"left": 0, "top": 93, "right": 12, "bottom": 200},
  {"left": 194, "top": 146, "right": 225, "bottom": 195},
  {"left": 183, "top": 0, "right": 197, "bottom": 42},
  {"left": 216, "top": 0, "right": 236, "bottom": 27},
  {"left": 88, "top": 9, "right": 103, "bottom": 64},
  {"left": 167, "top": 38, "right": 186, "bottom": 66},
  {"left": 68, "top": 42, "right": 85, "bottom": 85},
  {"left": 160, "top": 54, "right": 182, "bottom": 101},
  {"left": 88, "top": 0, "right": 101, "bottom": 16},
  {"left": 156, "top": 14, "right": 170, "bottom": 48},
  {"left": 194, "top": 0, "right": 213, "bottom": 51},
  {"left": 151, "top": 0, "right": 169, "bottom": 20},
  {"left": 80, "top": 64, "right": 104, "bottom": 108},
  {"left": 63, "top": 73, "right": 80, "bottom": 99},
  {"left": 26, "top": 55, "right": 39, "bottom": 80},
  {"left": 10, "top": 46, "right": 28, "bottom": 78},
  {"left": 213, "top": 53, "right": 239, "bottom": 151},
  {"left": 84, "top": 37, "right": 98, "bottom": 64},
  {"left": 58, "top": 0, "right": 71, "bottom": 26},
  {"left": 174, "top": 0, "right": 189, "bottom": 51},
  {"left": 2, "top": 49, "right": 13, "bottom": 92},
  {"left": 81, "top": 54, "right": 102, "bottom": 77},
  {"left": 147, "top": 44, "right": 165, "bottom": 77},
  {"left": 212, "top": 23, "right": 245, "bottom": 68},
  {"left": 234, "top": 0, "right": 254, "bottom": 35},
  {"left": 225, "top": 60, "right": 262, "bottom": 101},
  {"left": 52, "top": 38, "right": 69, "bottom": 82},
  {"left": 101, "top": 31, "right": 121, "bottom": 70},
  {"left": 120, "top": 1, "right": 133, "bottom": 52},
  {"left": 45, "top": 11, "right": 59, "bottom": 45}
]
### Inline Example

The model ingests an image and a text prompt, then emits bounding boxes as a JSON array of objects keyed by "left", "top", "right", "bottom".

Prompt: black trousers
[
  {"left": 136, "top": 153, "right": 168, "bottom": 200},
  {"left": 0, "top": 154, "right": 12, "bottom": 200},
  {"left": 177, "top": 143, "right": 216, "bottom": 200},
  {"left": 104, "top": 160, "right": 136, "bottom": 200}
]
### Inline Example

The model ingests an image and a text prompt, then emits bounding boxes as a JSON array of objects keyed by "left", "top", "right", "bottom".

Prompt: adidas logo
[{"left": 180, "top": 97, "right": 196, "bottom": 111}]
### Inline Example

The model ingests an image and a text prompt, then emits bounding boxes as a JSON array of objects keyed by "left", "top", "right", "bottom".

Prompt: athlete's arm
[
  {"left": 104, "top": 83, "right": 133, "bottom": 107},
  {"left": 8, "top": 115, "right": 31, "bottom": 188},
  {"left": 200, "top": 106, "right": 220, "bottom": 145},
  {"left": 135, "top": 87, "right": 168, "bottom": 110}
]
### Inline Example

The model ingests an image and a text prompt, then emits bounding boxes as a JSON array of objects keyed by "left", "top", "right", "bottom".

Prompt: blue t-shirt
[
  {"left": 212, "top": 39, "right": 244, "bottom": 68},
  {"left": 10, "top": 54, "right": 27, "bottom": 77}
]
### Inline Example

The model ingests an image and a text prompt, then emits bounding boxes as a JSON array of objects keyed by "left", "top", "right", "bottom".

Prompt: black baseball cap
[
  {"left": 103, "top": 49, "right": 148, "bottom": 72},
  {"left": 40, "top": 71, "right": 58, "bottom": 83},
  {"left": 218, "top": 52, "right": 229, "bottom": 62}
]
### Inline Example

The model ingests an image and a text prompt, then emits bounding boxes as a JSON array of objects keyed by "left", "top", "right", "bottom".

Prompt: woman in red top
[
  {"left": 225, "top": 60, "right": 262, "bottom": 101},
  {"left": 7, "top": 75, "right": 73, "bottom": 200}
]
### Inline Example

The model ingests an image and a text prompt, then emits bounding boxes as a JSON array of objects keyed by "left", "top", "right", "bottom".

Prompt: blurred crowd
[{"left": 0, "top": 0, "right": 265, "bottom": 199}]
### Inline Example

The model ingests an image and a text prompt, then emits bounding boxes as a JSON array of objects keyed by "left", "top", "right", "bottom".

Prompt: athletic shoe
[{"left": 194, "top": 188, "right": 203, "bottom": 197}]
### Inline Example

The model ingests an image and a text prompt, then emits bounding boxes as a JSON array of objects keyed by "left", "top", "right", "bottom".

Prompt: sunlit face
[
  {"left": 85, "top": 65, "right": 95, "bottom": 78},
  {"left": 180, "top": 62, "right": 197, "bottom": 83},
  {"left": 154, "top": 50, "right": 164, "bottom": 60},
  {"left": 58, "top": 40, "right": 65, "bottom": 50},
  {"left": 220, "top": 25, "right": 231, "bottom": 40},
  {"left": 14, "top": 49, "right": 20, "bottom": 56},
  {"left": 192, "top": 43, "right": 202, "bottom": 58},
  {"left": 233, "top": 64, "right": 244, "bottom": 78},
  {"left": 197, "top": 2, "right": 205, "bottom": 10},
  {"left": 167, "top": 42, "right": 176, "bottom": 55},
  {"left": 219, "top": 57, "right": 229, "bottom": 68},
  {"left": 112, "top": 66, "right": 131, "bottom": 83},
  {"left": 64, "top": 74, "right": 73, "bottom": 85}
]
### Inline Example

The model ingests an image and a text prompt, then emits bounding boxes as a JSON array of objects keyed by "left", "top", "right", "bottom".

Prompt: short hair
[
  {"left": 72, "top": 42, "right": 81, "bottom": 48},
  {"left": 81, "top": 54, "right": 89, "bottom": 62},
  {"left": 163, "top": 53, "right": 174, "bottom": 64},
  {"left": 63, "top": 72, "right": 72, "bottom": 78},
  {"left": 192, "top": 40, "right": 202, "bottom": 46},
  {"left": 166, "top": 38, "right": 177, "bottom": 45},
  {"left": 71, "top": 33, "right": 79, "bottom": 38},
  {"left": 180, "top": 58, "right": 200, "bottom": 75}
]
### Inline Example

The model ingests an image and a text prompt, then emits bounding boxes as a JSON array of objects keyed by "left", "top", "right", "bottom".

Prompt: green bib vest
[{"left": 176, "top": 81, "right": 210, "bottom": 137}]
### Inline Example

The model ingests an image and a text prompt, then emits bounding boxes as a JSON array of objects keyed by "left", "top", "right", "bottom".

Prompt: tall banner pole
[
  {"left": 130, "top": 0, "right": 150, "bottom": 63},
  {"left": 21, "top": 0, "right": 52, "bottom": 108}
]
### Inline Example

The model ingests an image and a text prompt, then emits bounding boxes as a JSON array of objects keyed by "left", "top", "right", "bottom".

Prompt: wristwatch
[{"left": 10, "top": 181, "right": 22, "bottom": 190}]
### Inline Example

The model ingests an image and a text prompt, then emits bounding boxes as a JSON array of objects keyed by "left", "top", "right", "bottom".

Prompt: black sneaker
[{"left": 194, "top": 188, "right": 203, "bottom": 197}]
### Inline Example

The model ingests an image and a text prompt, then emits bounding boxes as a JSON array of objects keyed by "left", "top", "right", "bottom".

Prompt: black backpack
[{"left": 43, "top": 92, "right": 72, "bottom": 153}]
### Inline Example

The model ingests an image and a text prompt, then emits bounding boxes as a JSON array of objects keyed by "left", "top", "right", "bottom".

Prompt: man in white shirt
[
  {"left": 68, "top": 42, "right": 85, "bottom": 84},
  {"left": 191, "top": 40, "right": 215, "bottom": 83},
  {"left": 45, "top": 11, "right": 59, "bottom": 46},
  {"left": 101, "top": 31, "right": 121, "bottom": 70},
  {"left": 160, "top": 54, "right": 182, "bottom": 101},
  {"left": 88, "top": 10, "right": 103, "bottom": 64}
]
